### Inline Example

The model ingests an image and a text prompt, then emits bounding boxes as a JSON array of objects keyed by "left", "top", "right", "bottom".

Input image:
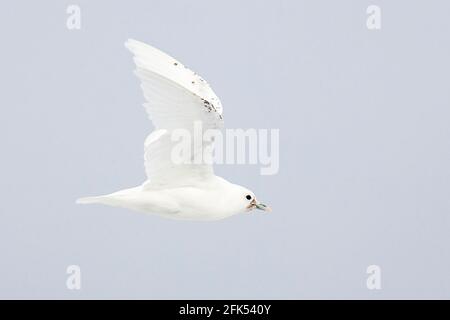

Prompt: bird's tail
[
  {"left": 76, "top": 187, "right": 142, "bottom": 206},
  {"left": 76, "top": 196, "right": 105, "bottom": 204}
]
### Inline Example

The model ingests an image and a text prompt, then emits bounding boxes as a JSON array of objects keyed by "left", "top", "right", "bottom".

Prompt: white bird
[{"left": 76, "top": 39, "right": 271, "bottom": 221}]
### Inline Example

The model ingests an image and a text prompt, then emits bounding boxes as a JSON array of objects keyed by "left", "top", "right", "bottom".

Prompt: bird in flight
[{"left": 77, "top": 39, "right": 271, "bottom": 220}]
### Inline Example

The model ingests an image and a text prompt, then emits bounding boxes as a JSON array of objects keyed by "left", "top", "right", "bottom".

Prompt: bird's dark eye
[{"left": 246, "top": 195, "right": 252, "bottom": 200}]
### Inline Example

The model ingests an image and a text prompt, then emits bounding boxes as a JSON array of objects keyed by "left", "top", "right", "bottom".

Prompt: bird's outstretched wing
[{"left": 125, "top": 39, "right": 224, "bottom": 188}]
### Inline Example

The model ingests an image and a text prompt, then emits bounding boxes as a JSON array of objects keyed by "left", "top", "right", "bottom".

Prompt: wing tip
[
  {"left": 125, "top": 38, "right": 158, "bottom": 55},
  {"left": 124, "top": 38, "right": 139, "bottom": 52}
]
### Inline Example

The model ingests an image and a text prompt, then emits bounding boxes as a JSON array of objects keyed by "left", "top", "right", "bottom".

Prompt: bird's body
[
  {"left": 77, "top": 39, "right": 270, "bottom": 220},
  {"left": 78, "top": 176, "right": 253, "bottom": 221}
]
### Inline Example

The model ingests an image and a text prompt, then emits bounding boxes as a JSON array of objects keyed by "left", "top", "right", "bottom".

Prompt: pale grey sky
[{"left": 0, "top": 0, "right": 449, "bottom": 299}]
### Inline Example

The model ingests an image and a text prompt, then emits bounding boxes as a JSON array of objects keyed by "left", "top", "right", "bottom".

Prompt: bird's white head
[{"left": 229, "top": 185, "right": 272, "bottom": 214}]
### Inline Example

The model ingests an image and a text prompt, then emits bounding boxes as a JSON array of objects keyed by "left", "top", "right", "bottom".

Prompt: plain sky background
[{"left": 1, "top": 0, "right": 449, "bottom": 299}]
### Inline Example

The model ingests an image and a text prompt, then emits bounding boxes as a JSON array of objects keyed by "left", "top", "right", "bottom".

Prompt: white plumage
[{"left": 77, "top": 39, "right": 270, "bottom": 220}]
